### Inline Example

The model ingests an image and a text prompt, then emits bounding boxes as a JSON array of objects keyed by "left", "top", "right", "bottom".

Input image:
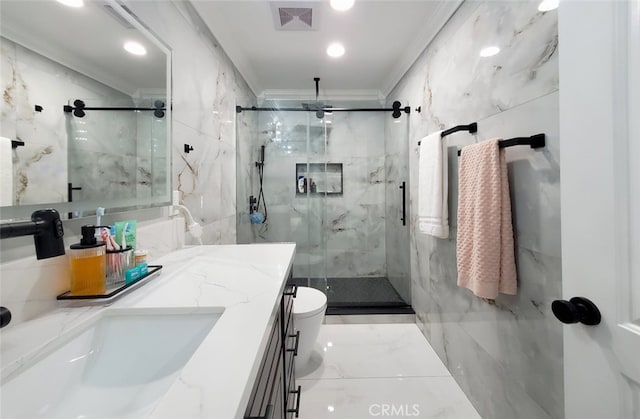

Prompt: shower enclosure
[{"left": 236, "top": 101, "right": 411, "bottom": 314}]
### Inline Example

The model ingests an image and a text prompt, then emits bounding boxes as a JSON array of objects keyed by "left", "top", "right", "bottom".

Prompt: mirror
[{"left": 0, "top": 0, "right": 171, "bottom": 220}]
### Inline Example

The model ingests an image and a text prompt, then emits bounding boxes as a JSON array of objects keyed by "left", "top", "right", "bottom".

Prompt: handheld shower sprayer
[{"left": 251, "top": 145, "right": 268, "bottom": 224}]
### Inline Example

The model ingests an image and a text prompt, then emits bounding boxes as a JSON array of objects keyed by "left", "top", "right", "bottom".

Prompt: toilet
[{"left": 293, "top": 286, "right": 327, "bottom": 369}]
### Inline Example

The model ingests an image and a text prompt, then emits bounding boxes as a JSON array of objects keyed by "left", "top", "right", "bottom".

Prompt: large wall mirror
[{"left": 0, "top": 0, "right": 171, "bottom": 220}]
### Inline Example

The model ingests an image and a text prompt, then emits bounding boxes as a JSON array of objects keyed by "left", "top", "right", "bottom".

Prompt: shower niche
[{"left": 295, "top": 163, "right": 343, "bottom": 195}]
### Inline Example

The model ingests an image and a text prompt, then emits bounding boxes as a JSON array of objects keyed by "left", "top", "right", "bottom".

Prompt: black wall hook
[
  {"left": 11, "top": 139, "right": 25, "bottom": 149},
  {"left": 184, "top": 144, "right": 194, "bottom": 153}
]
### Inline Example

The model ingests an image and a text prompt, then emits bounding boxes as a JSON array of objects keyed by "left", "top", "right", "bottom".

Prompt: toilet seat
[{"left": 293, "top": 287, "right": 327, "bottom": 319}]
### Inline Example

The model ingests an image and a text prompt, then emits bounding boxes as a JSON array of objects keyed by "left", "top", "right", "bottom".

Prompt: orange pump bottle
[{"left": 68, "top": 225, "right": 106, "bottom": 295}]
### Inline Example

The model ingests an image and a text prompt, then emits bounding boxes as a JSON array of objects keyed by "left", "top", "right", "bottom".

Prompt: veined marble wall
[
  {"left": 389, "top": 2, "right": 562, "bottom": 419},
  {"left": 124, "top": 1, "right": 257, "bottom": 245},
  {"left": 237, "top": 108, "right": 387, "bottom": 279}
]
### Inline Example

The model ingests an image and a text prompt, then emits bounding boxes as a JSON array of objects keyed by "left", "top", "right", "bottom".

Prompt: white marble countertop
[{"left": 0, "top": 243, "right": 296, "bottom": 419}]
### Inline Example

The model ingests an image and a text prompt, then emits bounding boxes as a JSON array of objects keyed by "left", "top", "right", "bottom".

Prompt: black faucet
[
  {"left": 0, "top": 209, "right": 65, "bottom": 259},
  {"left": 0, "top": 307, "right": 11, "bottom": 328}
]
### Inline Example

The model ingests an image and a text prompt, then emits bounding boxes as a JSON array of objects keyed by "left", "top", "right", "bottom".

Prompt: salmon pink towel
[{"left": 456, "top": 138, "right": 517, "bottom": 299}]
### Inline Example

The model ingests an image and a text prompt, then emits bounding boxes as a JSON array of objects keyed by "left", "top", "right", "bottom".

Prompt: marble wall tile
[
  {"left": 126, "top": 0, "right": 257, "bottom": 244},
  {"left": 0, "top": 41, "right": 17, "bottom": 139},
  {"left": 428, "top": 320, "right": 553, "bottom": 419},
  {"left": 388, "top": 1, "right": 562, "bottom": 418},
  {"left": 0, "top": 215, "right": 184, "bottom": 327},
  {"left": 235, "top": 109, "right": 258, "bottom": 244}
]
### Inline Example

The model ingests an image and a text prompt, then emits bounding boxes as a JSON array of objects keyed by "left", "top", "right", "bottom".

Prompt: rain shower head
[
  {"left": 301, "top": 102, "right": 330, "bottom": 119},
  {"left": 303, "top": 77, "right": 331, "bottom": 119}
]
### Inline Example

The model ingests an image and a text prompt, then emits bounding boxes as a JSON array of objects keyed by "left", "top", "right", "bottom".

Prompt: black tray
[{"left": 57, "top": 265, "right": 163, "bottom": 300}]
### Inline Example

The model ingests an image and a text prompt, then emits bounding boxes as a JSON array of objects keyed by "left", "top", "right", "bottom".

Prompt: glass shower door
[
  {"left": 235, "top": 104, "right": 412, "bottom": 314},
  {"left": 241, "top": 108, "right": 328, "bottom": 290}
]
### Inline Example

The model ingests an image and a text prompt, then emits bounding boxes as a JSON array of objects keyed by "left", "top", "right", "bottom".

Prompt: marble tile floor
[{"left": 297, "top": 323, "right": 481, "bottom": 419}]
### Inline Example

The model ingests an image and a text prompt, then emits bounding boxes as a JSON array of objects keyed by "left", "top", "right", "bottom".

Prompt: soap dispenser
[{"left": 68, "top": 225, "right": 106, "bottom": 295}]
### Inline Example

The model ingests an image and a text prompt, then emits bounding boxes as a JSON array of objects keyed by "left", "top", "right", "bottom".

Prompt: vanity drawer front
[
  {"left": 245, "top": 314, "right": 282, "bottom": 419},
  {"left": 285, "top": 350, "right": 297, "bottom": 412},
  {"left": 283, "top": 283, "right": 295, "bottom": 333},
  {"left": 282, "top": 295, "right": 297, "bottom": 416},
  {"left": 271, "top": 358, "right": 286, "bottom": 419}
]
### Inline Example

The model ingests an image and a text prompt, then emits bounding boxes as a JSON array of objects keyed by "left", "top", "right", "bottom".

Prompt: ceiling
[
  {"left": 0, "top": 0, "right": 167, "bottom": 97},
  {"left": 192, "top": 0, "right": 463, "bottom": 101}
]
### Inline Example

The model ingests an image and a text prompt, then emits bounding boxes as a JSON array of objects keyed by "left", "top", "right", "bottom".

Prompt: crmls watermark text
[{"left": 368, "top": 404, "right": 421, "bottom": 417}]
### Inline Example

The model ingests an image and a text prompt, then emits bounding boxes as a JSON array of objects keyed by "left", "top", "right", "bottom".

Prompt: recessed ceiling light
[
  {"left": 330, "top": 0, "right": 355, "bottom": 11},
  {"left": 327, "top": 42, "right": 345, "bottom": 58},
  {"left": 479, "top": 46, "right": 500, "bottom": 57},
  {"left": 538, "top": 0, "right": 559, "bottom": 12},
  {"left": 124, "top": 41, "right": 147, "bottom": 56},
  {"left": 56, "top": 0, "right": 84, "bottom": 7}
]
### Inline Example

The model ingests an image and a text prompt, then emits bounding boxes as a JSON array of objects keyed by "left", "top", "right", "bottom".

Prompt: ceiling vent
[{"left": 270, "top": 2, "right": 321, "bottom": 31}]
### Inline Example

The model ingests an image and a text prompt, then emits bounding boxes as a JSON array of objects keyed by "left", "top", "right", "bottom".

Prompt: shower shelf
[{"left": 295, "top": 163, "right": 343, "bottom": 196}]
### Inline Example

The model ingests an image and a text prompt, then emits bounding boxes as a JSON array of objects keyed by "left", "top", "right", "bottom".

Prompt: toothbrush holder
[{"left": 106, "top": 246, "right": 133, "bottom": 288}]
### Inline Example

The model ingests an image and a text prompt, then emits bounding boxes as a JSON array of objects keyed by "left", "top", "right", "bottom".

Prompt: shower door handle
[{"left": 399, "top": 182, "right": 406, "bottom": 226}]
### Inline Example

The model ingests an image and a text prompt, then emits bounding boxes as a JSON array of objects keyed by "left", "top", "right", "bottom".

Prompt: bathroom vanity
[
  {"left": 0, "top": 244, "right": 297, "bottom": 419},
  {"left": 244, "top": 281, "right": 300, "bottom": 419}
]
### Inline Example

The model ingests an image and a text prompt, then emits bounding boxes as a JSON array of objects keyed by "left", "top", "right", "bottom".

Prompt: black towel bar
[
  {"left": 418, "top": 123, "right": 478, "bottom": 146},
  {"left": 457, "top": 134, "right": 546, "bottom": 156}
]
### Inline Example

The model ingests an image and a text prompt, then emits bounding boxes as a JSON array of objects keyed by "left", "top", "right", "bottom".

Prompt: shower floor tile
[
  {"left": 297, "top": 324, "right": 480, "bottom": 419},
  {"left": 292, "top": 276, "right": 408, "bottom": 307}
]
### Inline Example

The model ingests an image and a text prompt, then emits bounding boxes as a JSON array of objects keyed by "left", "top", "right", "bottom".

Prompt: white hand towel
[
  {"left": 418, "top": 130, "right": 449, "bottom": 238},
  {"left": 0, "top": 137, "right": 13, "bottom": 207}
]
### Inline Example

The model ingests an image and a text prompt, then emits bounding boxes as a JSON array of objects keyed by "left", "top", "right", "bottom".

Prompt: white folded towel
[{"left": 418, "top": 130, "right": 449, "bottom": 238}]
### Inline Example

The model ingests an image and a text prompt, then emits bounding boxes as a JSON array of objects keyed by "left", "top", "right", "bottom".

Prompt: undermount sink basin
[{"left": 1, "top": 308, "right": 223, "bottom": 419}]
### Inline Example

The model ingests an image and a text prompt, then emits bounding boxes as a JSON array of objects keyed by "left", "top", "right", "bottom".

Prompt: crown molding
[
  {"left": 258, "top": 89, "right": 385, "bottom": 102},
  {"left": 380, "top": 0, "right": 464, "bottom": 97}
]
